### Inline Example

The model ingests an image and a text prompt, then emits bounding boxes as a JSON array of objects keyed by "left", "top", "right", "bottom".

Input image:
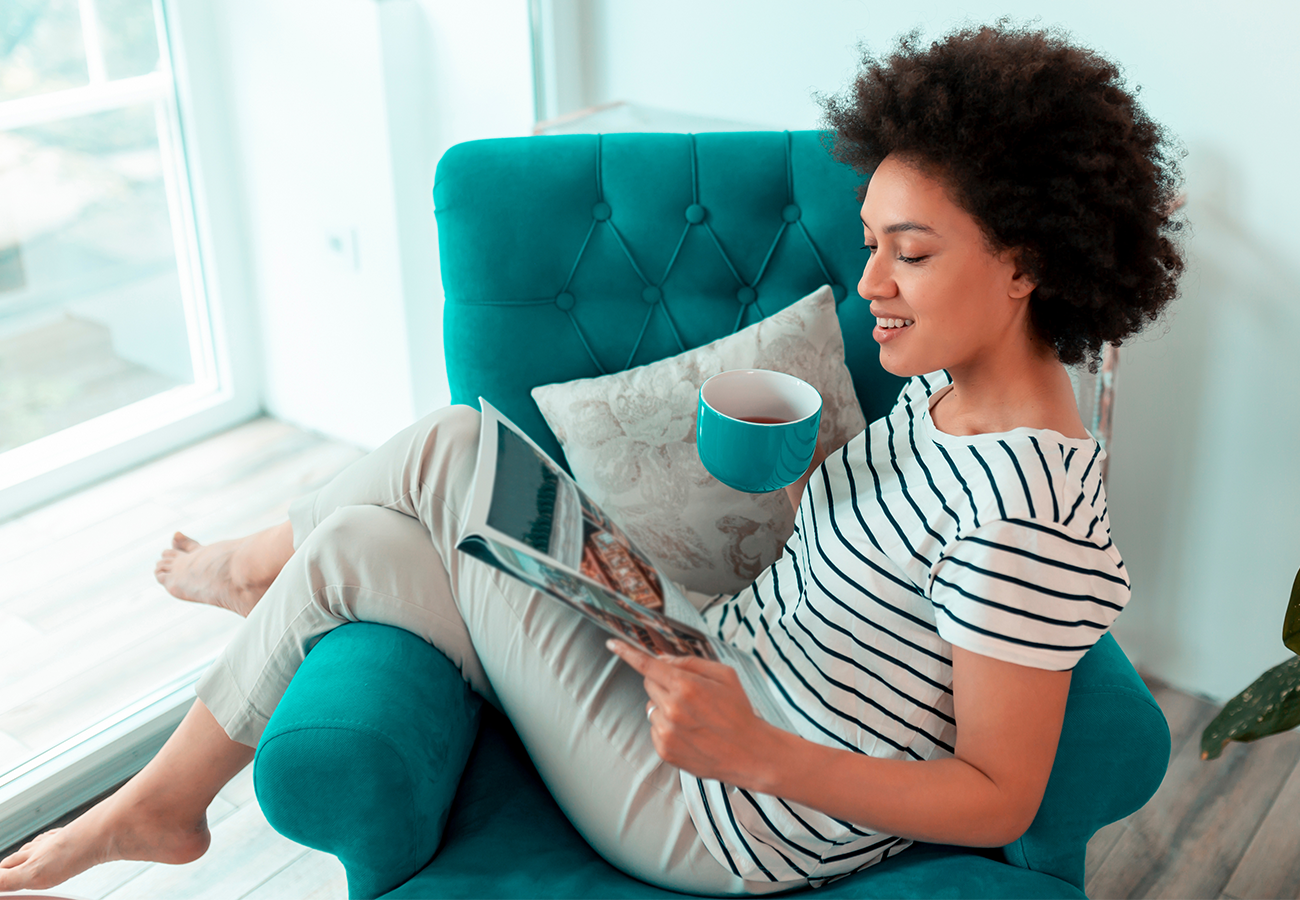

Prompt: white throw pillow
[{"left": 531, "top": 285, "right": 867, "bottom": 595}]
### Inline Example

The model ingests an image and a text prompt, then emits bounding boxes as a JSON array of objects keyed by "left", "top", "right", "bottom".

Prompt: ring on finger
[{"left": 646, "top": 704, "right": 657, "bottom": 723}]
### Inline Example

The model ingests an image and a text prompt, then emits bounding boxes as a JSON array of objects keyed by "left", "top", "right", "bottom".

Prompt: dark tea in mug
[{"left": 697, "top": 369, "right": 823, "bottom": 493}]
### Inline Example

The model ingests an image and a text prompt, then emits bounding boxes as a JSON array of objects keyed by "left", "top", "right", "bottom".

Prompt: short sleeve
[{"left": 928, "top": 518, "right": 1130, "bottom": 670}]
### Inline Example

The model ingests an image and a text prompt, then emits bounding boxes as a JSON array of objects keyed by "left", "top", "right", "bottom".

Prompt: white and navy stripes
[{"left": 685, "top": 371, "right": 1130, "bottom": 885}]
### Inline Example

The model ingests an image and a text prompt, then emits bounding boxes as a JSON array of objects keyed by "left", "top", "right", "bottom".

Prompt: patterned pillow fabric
[{"left": 530, "top": 285, "right": 867, "bottom": 596}]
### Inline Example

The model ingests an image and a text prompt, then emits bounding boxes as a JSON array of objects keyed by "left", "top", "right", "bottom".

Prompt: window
[
  {"left": 0, "top": 0, "right": 257, "bottom": 847},
  {"left": 0, "top": 0, "right": 240, "bottom": 519}
]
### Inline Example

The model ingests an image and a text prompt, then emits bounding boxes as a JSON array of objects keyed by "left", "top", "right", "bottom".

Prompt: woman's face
[{"left": 857, "top": 155, "right": 1038, "bottom": 378}]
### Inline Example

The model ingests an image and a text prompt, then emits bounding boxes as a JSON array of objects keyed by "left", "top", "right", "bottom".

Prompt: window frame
[
  {"left": 0, "top": 0, "right": 259, "bottom": 847},
  {"left": 0, "top": 0, "right": 261, "bottom": 523}
]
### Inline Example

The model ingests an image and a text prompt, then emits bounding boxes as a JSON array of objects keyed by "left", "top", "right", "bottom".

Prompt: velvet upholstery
[
  {"left": 253, "top": 132, "right": 1170, "bottom": 899},
  {"left": 255, "top": 625, "right": 481, "bottom": 899}
]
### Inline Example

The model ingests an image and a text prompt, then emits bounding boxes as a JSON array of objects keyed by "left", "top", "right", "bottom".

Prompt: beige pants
[{"left": 196, "top": 405, "right": 799, "bottom": 895}]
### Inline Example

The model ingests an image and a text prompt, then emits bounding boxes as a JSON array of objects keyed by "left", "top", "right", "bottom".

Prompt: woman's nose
[{"left": 857, "top": 252, "right": 895, "bottom": 301}]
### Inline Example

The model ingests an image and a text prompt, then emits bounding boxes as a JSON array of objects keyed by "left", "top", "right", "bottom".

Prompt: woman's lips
[{"left": 873, "top": 321, "right": 914, "bottom": 343}]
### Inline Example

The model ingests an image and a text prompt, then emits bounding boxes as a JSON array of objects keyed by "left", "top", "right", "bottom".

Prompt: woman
[{"left": 0, "top": 24, "right": 1182, "bottom": 894}]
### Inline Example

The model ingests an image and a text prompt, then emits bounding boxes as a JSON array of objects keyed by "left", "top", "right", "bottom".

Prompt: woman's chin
[{"left": 877, "top": 351, "right": 932, "bottom": 379}]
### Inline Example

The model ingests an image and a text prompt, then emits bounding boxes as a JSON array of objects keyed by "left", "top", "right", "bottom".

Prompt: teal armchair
[{"left": 253, "top": 132, "right": 1169, "bottom": 899}]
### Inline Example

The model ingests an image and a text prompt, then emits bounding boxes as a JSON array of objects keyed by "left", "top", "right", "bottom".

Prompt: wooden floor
[
  {"left": 1086, "top": 679, "right": 1300, "bottom": 899},
  {"left": 0, "top": 416, "right": 365, "bottom": 775},
  {"left": 3, "top": 418, "right": 1298, "bottom": 899}
]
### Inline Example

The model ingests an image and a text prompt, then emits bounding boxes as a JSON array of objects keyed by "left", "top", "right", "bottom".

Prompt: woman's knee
[
  {"left": 298, "top": 505, "right": 409, "bottom": 567},
  {"left": 414, "top": 404, "right": 479, "bottom": 445},
  {"left": 407, "top": 404, "right": 481, "bottom": 479}
]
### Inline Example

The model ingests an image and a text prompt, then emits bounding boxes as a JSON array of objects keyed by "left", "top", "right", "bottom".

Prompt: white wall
[
  {"left": 214, "top": 0, "right": 415, "bottom": 449},
  {"left": 561, "top": 0, "right": 1300, "bottom": 702},
  {"left": 210, "top": 0, "right": 534, "bottom": 448},
  {"left": 378, "top": 0, "right": 536, "bottom": 420}
]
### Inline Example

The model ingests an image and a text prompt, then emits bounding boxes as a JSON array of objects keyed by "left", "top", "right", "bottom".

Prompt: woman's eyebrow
[
  {"left": 884, "top": 221, "right": 939, "bottom": 236},
  {"left": 858, "top": 217, "right": 940, "bottom": 237}
]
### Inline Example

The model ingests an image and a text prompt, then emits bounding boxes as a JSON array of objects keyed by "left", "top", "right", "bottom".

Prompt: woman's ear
[{"left": 1007, "top": 250, "right": 1038, "bottom": 300}]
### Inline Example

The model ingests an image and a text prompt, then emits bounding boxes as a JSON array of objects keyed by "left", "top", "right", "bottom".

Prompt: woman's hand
[
  {"left": 606, "top": 639, "right": 783, "bottom": 786},
  {"left": 783, "top": 434, "right": 841, "bottom": 513}
]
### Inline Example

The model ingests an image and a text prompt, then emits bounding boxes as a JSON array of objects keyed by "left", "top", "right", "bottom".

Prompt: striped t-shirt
[{"left": 686, "top": 371, "right": 1131, "bottom": 886}]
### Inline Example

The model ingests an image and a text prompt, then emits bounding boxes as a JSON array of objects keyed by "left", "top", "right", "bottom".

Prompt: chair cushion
[
  {"left": 531, "top": 285, "right": 865, "bottom": 594},
  {"left": 381, "top": 708, "right": 1084, "bottom": 900}
]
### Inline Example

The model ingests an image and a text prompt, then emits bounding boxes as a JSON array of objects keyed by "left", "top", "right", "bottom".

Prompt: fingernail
[{"left": 605, "top": 639, "right": 618, "bottom": 652}]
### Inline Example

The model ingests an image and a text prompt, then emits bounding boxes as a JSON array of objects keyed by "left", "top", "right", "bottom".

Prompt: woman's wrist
[{"left": 744, "top": 721, "right": 819, "bottom": 797}]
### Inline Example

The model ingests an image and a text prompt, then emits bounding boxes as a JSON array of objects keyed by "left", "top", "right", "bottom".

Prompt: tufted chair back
[{"left": 433, "top": 130, "right": 904, "bottom": 467}]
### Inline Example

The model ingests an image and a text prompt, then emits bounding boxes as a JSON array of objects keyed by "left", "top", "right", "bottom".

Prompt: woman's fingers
[
  {"left": 642, "top": 676, "right": 676, "bottom": 716},
  {"left": 606, "top": 639, "right": 679, "bottom": 684},
  {"left": 606, "top": 639, "right": 738, "bottom": 686}
]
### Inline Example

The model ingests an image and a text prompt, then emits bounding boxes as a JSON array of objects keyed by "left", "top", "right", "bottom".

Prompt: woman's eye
[{"left": 862, "top": 244, "right": 925, "bottom": 264}]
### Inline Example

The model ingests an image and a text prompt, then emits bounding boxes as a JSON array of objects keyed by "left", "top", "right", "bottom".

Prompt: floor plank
[
  {"left": 240, "top": 849, "right": 347, "bottom": 900},
  {"left": 57, "top": 857, "right": 153, "bottom": 900},
  {"left": 1086, "top": 703, "right": 1300, "bottom": 899},
  {"left": 1223, "top": 752, "right": 1300, "bottom": 899},
  {"left": 1085, "top": 818, "right": 1128, "bottom": 885}
]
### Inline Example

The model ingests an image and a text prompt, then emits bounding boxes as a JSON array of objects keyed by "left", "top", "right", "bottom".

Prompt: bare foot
[
  {"left": 155, "top": 532, "right": 265, "bottom": 617},
  {"left": 0, "top": 791, "right": 209, "bottom": 892}
]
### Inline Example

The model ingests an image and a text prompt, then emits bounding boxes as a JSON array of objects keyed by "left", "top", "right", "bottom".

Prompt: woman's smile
[{"left": 872, "top": 316, "right": 915, "bottom": 343}]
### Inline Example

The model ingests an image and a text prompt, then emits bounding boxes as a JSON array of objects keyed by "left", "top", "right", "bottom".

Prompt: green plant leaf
[
  {"left": 1201, "top": 656, "right": 1300, "bottom": 760},
  {"left": 1284, "top": 566, "right": 1300, "bottom": 655}
]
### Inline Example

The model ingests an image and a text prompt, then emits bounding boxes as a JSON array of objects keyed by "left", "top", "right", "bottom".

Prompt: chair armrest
[
  {"left": 1001, "top": 632, "right": 1170, "bottom": 889},
  {"left": 253, "top": 623, "right": 482, "bottom": 900}
]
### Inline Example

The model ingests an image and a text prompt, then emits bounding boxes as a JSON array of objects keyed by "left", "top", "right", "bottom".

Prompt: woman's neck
[{"left": 930, "top": 344, "right": 1088, "bottom": 439}]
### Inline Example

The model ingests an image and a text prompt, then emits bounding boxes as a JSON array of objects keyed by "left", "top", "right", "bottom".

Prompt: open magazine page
[
  {"left": 458, "top": 400, "right": 793, "bottom": 732},
  {"left": 458, "top": 401, "right": 717, "bottom": 659}
]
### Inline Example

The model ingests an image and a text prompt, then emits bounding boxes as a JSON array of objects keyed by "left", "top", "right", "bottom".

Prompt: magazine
[{"left": 457, "top": 400, "right": 794, "bottom": 731}]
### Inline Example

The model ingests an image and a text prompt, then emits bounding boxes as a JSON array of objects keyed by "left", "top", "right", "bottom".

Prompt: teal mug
[{"left": 697, "top": 369, "right": 823, "bottom": 493}]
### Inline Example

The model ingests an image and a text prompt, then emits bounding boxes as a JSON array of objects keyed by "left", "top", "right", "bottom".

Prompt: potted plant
[{"left": 1201, "top": 567, "right": 1300, "bottom": 760}]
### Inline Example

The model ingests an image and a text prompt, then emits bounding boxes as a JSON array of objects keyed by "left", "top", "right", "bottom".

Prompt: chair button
[
  {"left": 555, "top": 292, "right": 575, "bottom": 311},
  {"left": 592, "top": 202, "right": 612, "bottom": 221},
  {"left": 685, "top": 204, "right": 706, "bottom": 224},
  {"left": 642, "top": 286, "right": 662, "bottom": 305},
  {"left": 831, "top": 283, "right": 847, "bottom": 302},
  {"left": 736, "top": 286, "right": 757, "bottom": 305},
  {"left": 782, "top": 203, "right": 801, "bottom": 223}
]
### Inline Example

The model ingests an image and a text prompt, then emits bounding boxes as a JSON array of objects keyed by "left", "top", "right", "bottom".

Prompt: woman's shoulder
[{"left": 956, "top": 434, "right": 1118, "bottom": 556}]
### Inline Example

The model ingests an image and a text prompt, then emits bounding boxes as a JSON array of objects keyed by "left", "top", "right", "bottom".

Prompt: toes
[
  {"left": 173, "top": 532, "right": 199, "bottom": 551},
  {"left": 0, "top": 851, "right": 31, "bottom": 890}
]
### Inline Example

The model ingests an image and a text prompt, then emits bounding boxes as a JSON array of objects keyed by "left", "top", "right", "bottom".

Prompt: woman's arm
[{"left": 608, "top": 641, "right": 1071, "bottom": 848}]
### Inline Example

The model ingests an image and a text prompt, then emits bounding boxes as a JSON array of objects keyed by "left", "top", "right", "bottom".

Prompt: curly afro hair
[{"left": 821, "top": 24, "right": 1185, "bottom": 368}]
